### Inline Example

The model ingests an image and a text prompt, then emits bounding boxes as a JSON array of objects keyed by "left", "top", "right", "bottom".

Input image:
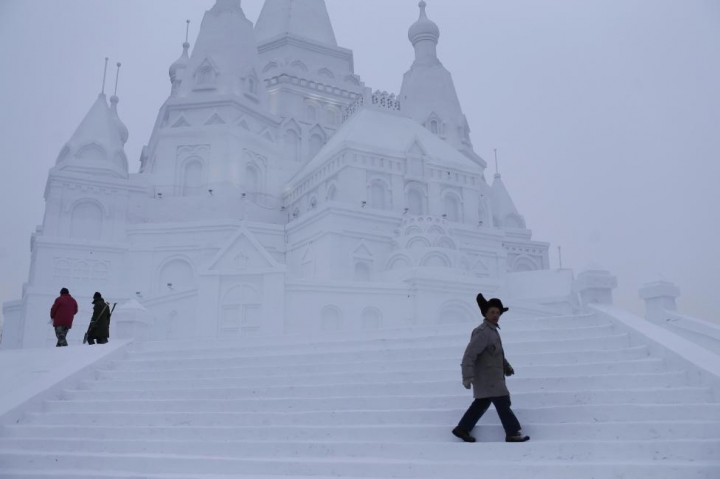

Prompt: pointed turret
[
  {"left": 255, "top": 0, "right": 337, "bottom": 46},
  {"left": 176, "top": 0, "right": 268, "bottom": 104},
  {"left": 55, "top": 92, "right": 128, "bottom": 179},
  {"left": 399, "top": 1, "right": 484, "bottom": 168},
  {"left": 490, "top": 172, "right": 525, "bottom": 229},
  {"left": 253, "top": 0, "right": 360, "bottom": 120}
]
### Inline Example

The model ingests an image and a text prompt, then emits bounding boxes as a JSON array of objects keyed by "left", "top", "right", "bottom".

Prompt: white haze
[{"left": 0, "top": 0, "right": 718, "bottom": 326}]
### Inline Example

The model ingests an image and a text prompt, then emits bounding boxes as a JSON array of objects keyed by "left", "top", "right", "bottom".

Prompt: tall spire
[
  {"left": 101, "top": 57, "right": 109, "bottom": 94},
  {"left": 176, "top": 0, "right": 268, "bottom": 104},
  {"left": 109, "top": 62, "right": 129, "bottom": 145},
  {"left": 255, "top": 0, "right": 337, "bottom": 46},
  {"left": 399, "top": 2, "right": 484, "bottom": 167}
]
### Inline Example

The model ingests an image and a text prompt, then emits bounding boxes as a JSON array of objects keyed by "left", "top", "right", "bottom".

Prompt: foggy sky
[{"left": 0, "top": 0, "right": 718, "bottom": 324}]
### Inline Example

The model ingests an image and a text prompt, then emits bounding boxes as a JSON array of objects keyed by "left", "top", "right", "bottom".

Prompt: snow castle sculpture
[{"left": 2, "top": 0, "right": 551, "bottom": 348}]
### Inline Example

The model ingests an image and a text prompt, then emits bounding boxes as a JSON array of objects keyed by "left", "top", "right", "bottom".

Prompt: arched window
[
  {"left": 422, "top": 253, "right": 451, "bottom": 268},
  {"left": 183, "top": 160, "right": 203, "bottom": 197},
  {"left": 158, "top": 259, "right": 194, "bottom": 292},
  {"left": 284, "top": 129, "right": 300, "bottom": 162},
  {"left": 326, "top": 109, "right": 337, "bottom": 125},
  {"left": 429, "top": 119, "right": 439, "bottom": 134},
  {"left": 70, "top": 201, "right": 103, "bottom": 240},
  {"left": 321, "top": 306, "right": 342, "bottom": 332},
  {"left": 245, "top": 165, "right": 260, "bottom": 195},
  {"left": 370, "top": 181, "right": 389, "bottom": 210},
  {"left": 444, "top": 194, "right": 461, "bottom": 222},
  {"left": 248, "top": 77, "right": 257, "bottom": 95},
  {"left": 309, "top": 134, "right": 324, "bottom": 159},
  {"left": 327, "top": 184, "right": 337, "bottom": 201},
  {"left": 197, "top": 67, "right": 214, "bottom": 87},
  {"left": 362, "top": 308, "right": 382, "bottom": 329},
  {"left": 407, "top": 188, "right": 425, "bottom": 215}
]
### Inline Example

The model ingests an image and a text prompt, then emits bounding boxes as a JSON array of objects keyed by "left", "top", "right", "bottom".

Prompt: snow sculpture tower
[
  {"left": 400, "top": 1, "right": 484, "bottom": 166},
  {"left": 254, "top": 0, "right": 365, "bottom": 166},
  {"left": 2, "top": 63, "right": 141, "bottom": 348}
]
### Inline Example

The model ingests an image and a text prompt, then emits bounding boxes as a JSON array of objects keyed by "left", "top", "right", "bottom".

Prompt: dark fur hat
[{"left": 476, "top": 293, "right": 509, "bottom": 317}]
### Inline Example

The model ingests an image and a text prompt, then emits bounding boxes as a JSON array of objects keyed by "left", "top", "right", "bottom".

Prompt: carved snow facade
[{"left": 2, "top": 0, "right": 549, "bottom": 348}]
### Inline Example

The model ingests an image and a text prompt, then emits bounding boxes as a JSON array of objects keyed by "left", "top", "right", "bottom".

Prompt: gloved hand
[
  {"left": 505, "top": 366, "right": 515, "bottom": 377},
  {"left": 462, "top": 378, "right": 473, "bottom": 389}
]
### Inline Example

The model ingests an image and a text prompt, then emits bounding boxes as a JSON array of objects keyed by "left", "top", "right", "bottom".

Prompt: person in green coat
[
  {"left": 87, "top": 292, "right": 111, "bottom": 345},
  {"left": 452, "top": 293, "right": 530, "bottom": 443}
]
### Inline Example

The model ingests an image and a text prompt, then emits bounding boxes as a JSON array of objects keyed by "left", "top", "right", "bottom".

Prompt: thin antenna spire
[
  {"left": 101, "top": 57, "right": 109, "bottom": 94},
  {"left": 113, "top": 62, "right": 122, "bottom": 97},
  {"left": 494, "top": 148, "right": 499, "bottom": 176},
  {"left": 185, "top": 19, "right": 191, "bottom": 43}
]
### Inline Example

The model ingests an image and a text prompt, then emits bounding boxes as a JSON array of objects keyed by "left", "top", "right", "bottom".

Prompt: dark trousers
[
  {"left": 457, "top": 395, "right": 521, "bottom": 436},
  {"left": 87, "top": 336, "right": 108, "bottom": 345},
  {"left": 54, "top": 326, "right": 70, "bottom": 347}
]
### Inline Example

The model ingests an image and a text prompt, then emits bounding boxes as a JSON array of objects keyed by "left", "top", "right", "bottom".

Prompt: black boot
[
  {"left": 452, "top": 427, "right": 476, "bottom": 443},
  {"left": 505, "top": 433, "right": 530, "bottom": 443}
]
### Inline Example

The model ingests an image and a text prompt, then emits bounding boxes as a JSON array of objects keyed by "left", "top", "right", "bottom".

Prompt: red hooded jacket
[{"left": 50, "top": 294, "right": 78, "bottom": 328}]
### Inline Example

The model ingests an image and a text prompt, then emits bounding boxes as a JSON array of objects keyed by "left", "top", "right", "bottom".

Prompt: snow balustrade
[{"left": 640, "top": 280, "right": 720, "bottom": 356}]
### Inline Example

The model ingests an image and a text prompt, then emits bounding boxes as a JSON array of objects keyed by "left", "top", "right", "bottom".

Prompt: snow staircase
[{"left": 1, "top": 311, "right": 719, "bottom": 478}]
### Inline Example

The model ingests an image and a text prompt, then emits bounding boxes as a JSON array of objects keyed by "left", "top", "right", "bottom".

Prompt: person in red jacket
[{"left": 50, "top": 288, "right": 78, "bottom": 347}]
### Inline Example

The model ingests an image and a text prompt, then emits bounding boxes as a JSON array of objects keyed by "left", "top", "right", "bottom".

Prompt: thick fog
[{"left": 0, "top": 0, "right": 718, "bottom": 325}]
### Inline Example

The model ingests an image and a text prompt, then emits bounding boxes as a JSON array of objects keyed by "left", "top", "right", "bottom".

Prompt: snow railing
[
  {"left": 0, "top": 340, "right": 133, "bottom": 427},
  {"left": 591, "top": 304, "right": 720, "bottom": 398},
  {"left": 342, "top": 88, "right": 402, "bottom": 123},
  {"left": 639, "top": 280, "right": 720, "bottom": 356}
]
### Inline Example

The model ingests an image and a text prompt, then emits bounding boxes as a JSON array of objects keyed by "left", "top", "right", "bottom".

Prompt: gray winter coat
[{"left": 461, "top": 320, "right": 513, "bottom": 399}]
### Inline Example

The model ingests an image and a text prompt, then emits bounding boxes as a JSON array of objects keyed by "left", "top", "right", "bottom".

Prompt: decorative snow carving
[
  {"left": 194, "top": 59, "right": 218, "bottom": 89},
  {"left": 205, "top": 113, "right": 226, "bottom": 126},
  {"left": 372, "top": 90, "right": 401, "bottom": 111}
]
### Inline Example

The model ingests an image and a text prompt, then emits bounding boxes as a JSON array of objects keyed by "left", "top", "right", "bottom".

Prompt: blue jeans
[{"left": 457, "top": 395, "right": 521, "bottom": 436}]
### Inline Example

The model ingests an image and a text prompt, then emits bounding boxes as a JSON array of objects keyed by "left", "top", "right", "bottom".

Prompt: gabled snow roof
[
  {"left": 255, "top": 0, "right": 337, "bottom": 46},
  {"left": 288, "top": 107, "right": 482, "bottom": 188}
]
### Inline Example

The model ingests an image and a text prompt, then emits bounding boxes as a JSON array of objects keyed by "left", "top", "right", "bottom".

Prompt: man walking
[
  {"left": 50, "top": 288, "right": 78, "bottom": 347},
  {"left": 87, "top": 292, "right": 111, "bottom": 345},
  {"left": 452, "top": 293, "right": 530, "bottom": 443}
]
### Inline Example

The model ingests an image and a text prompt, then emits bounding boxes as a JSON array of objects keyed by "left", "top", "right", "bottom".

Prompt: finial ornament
[
  {"left": 185, "top": 19, "right": 191, "bottom": 43},
  {"left": 113, "top": 62, "right": 122, "bottom": 97},
  {"left": 101, "top": 57, "right": 109, "bottom": 94},
  {"left": 494, "top": 148, "right": 500, "bottom": 176},
  {"left": 419, "top": 0, "right": 427, "bottom": 14}
]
